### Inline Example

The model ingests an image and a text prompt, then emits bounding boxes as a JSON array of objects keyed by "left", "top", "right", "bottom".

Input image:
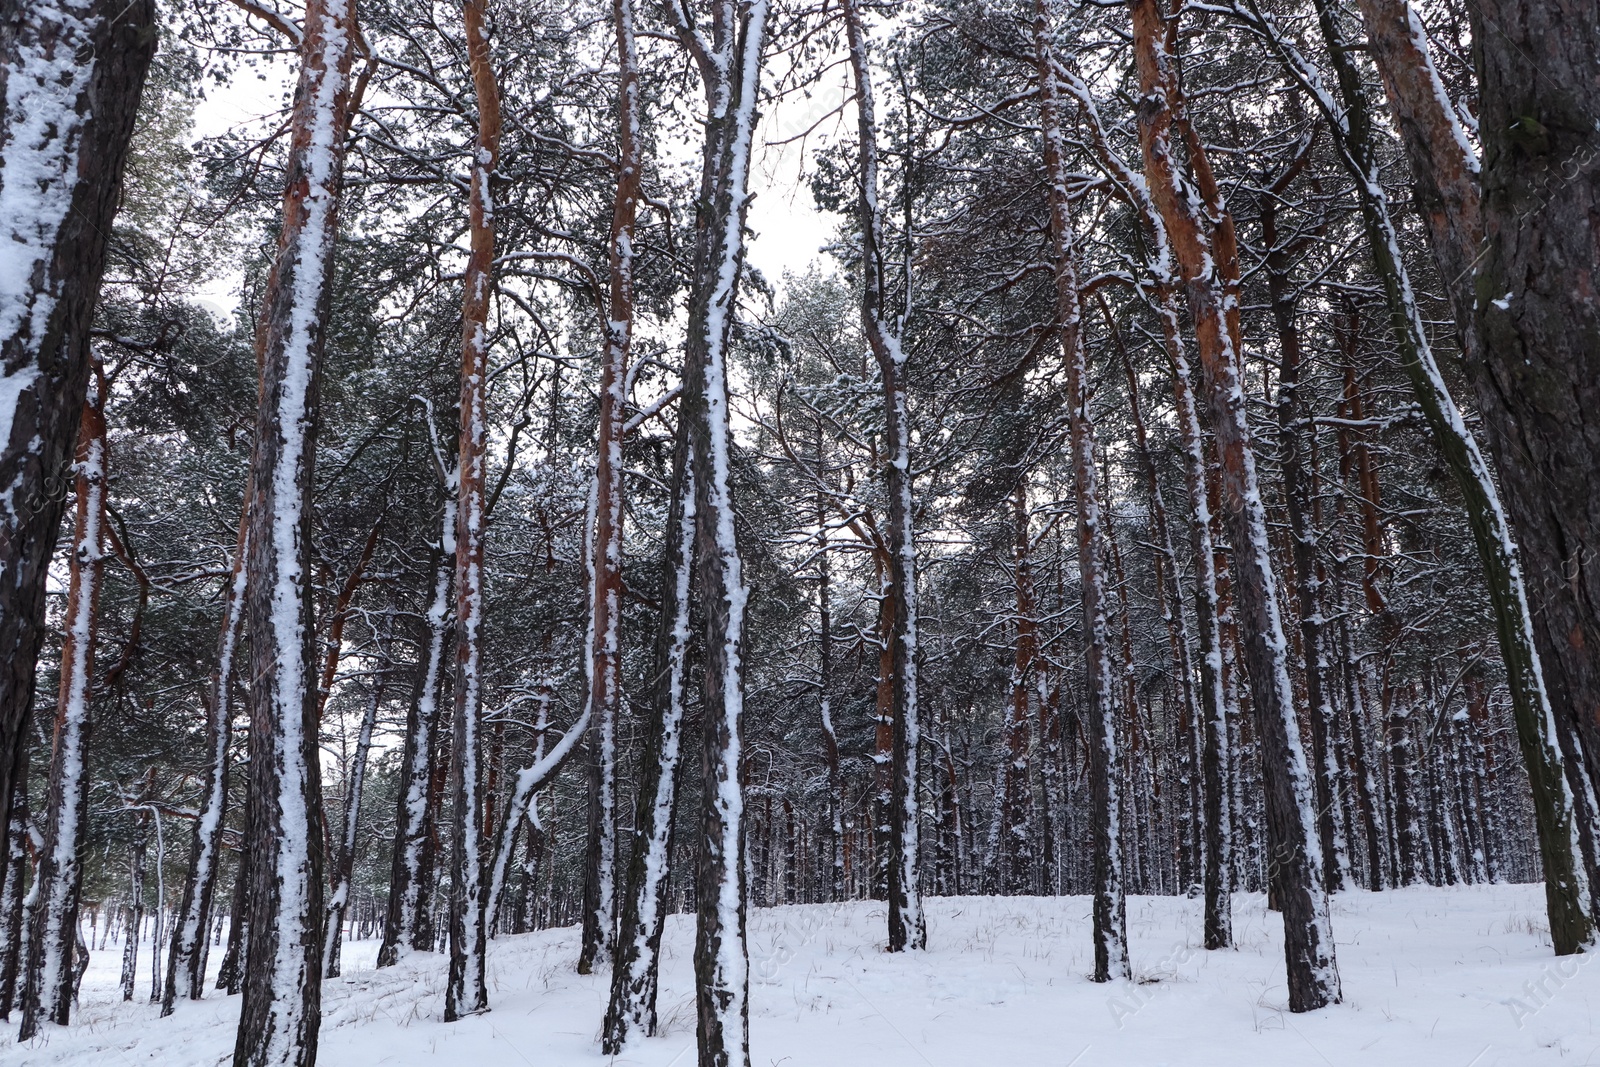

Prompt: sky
[{"left": 746, "top": 64, "right": 850, "bottom": 287}]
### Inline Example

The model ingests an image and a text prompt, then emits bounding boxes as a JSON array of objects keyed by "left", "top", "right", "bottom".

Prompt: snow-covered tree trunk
[
  {"left": 816, "top": 476, "right": 845, "bottom": 903},
  {"left": 0, "top": 0, "right": 154, "bottom": 897},
  {"left": 1118, "top": 336, "right": 1204, "bottom": 896},
  {"left": 0, "top": 759, "right": 27, "bottom": 1018},
  {"left": 1034, "top": 1, "right": 1129, "bottom": 975},
  {"left": 1128, "top": 0, "right": 1338, "bottom": 1010},
  {"left": 1109, "top": 517, "right": 1155, "bottom": 894},
  {"left": 602, "top": 442, "right": 695, "bottom": 1053},
  {"left": 379, "top": 504, "right": 452, "bottom": 967},
  {"left": 870, "top": 560, "right": 894, "bottom": 900},
  {"left": 1465, "top": 671, "right": 1501, "bottom": 883},
  {"left": 234, "top": 0, "right": 359, "bottom": 1061},
  {"left": 1329, "top": 354, "right": 1390, "bottom": 891},
  {"left": 1467, "top": 0, "right": 1600, "bottom": 861},
  {"left": 1389, "top": 698, "right": 1423, "bottom": 885},
  {"left": 664, "top": 2, "right": 768, "bottom": 1062},
  {"left": 1426, "top": 699, "right": 1462, "bottom": 884},
  {"left": 325, "top": 617, "right": 390, "bottom": 979},
  {"left": 145, "top": 803, "right": 166, "bottom": 1004},
  {"left": 1035, "top": 652, "right": 1063, "bottom": 895},
  {"left": 842, "top": 0, "right": 924, "bottom": 951},
  {"left": 1000, "top": 486, "right": 1037, "bottom": 896},
  {"left": 444, "top": 0, "right": 500, "bottom": 1021},
  {"left": 1260, "top": 183, "right": 1348, "bottom": 893},
  {"left": 578, "top": 0, "right": 639, "bottom": 979},
  {"left": 120, "top": 807, "right": 148, "bottom": 1002},
  {"left": 18, "top": 362, "right": 106, "bottom": 1038},
  {"left": 1445, "top": 700, "right": 1485, "bottom": 883},
  {"left": 164, "top": 507, "right": 249, "bottom": 1012},
  {"left": 216, "top": 815, "right": 250, "bottom": 995},
  {"left": 1160, "top": 228, "right": 1235, "bottom": 953}
]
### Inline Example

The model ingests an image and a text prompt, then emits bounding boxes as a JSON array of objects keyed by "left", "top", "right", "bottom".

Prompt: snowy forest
[{"left": 2, "top": 0, "right": 1599, "bottom": 1063}]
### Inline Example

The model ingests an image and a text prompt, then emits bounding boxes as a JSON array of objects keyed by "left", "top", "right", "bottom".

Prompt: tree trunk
[
  {"left": 1470, "top": 0, "right": 1600, "bottom": 882},
  {"left": 145, "top": 803, "right": 166, "bottom": 1004},
  {"left": 1356, "top": 0, "right": 1600, "bottom": 857},
  {"left": 121, "top": 807, "right": 149, "bottom": 1002},
  {"left": 444, "top": 0, "right": 500, "bottom": 1020},
  {"left": 325, "top": 617, "right": 389, "bottom": 979},
  {"left": 1052, "top": 37, "right": 1235, "bottom": 948},
  {"left": 0, "top": 0, "right": 155, "bottom": 898},
  {"left": 1129, "top": 0, "right": 1338, "bottom": 1010},
  {"left": 19, "top": 361, "right": 106, "bottom": 1038},
  {"left": 216, "top": 834, "right": 249, "bottom": 994},
  {"left": 578, "top": 0, "right": 639, "bottom": 982},
  {"left": 234, "top": 1, "right": 359, "bottom": 1062},
  {"left": 1466, "top": 669, "right": 1503, "bottom": 882},
  {"left": 842, "top": 0, "right": 924, "bottom": 950},
  {"left": 816, "top": 473, "right": 845, "bottom": 902},
  {"left": 1260, "top": 189, "right": 1347, "bottom": 893},
  {"left": 379, "top": 492, "right": 453, "bottom": 967},
  {"left": 1034, "top": 4, "right": 1130, "bottom": 974},
  {"left": 1389, "top": 694, "right": 1422, "bottom": 885},
  {"left": 667, "top": 2, "right": 769, "bottom": 1062},
  {"left": 603, "top": 424, "right": 696, "bottom": 1052},
  {"left": 1114, "top": 317, "right": 1204, "bottom": 898},
  {"left": 1348, "top": 0, "right": 1600, "bottom": 937},
  {"left": 1001, "top": 485, "right": 1037, "bottom": 896},
  {"left": 165, "top": 505, "right": 249, "bottom": 1011},
  {"left": 0, "top": 753, "right": 29, "bottom": 1018},
  {"left": 871, "top": 557, "right": 893, "bottom": 901}
]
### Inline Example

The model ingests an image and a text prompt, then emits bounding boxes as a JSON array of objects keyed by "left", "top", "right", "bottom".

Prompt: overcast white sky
[{"left": 746, "top": 66, "right": 850, "bottom": 286}]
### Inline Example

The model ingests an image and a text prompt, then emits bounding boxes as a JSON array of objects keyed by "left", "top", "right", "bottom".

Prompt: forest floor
[{"left": 4, "top": 882, "right": 1596, "bottom": 1066}]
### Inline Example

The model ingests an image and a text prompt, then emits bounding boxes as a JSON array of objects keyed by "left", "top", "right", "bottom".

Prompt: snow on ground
[{"left": 5, "top": 883, "right": 1597, "bottom": 1066}]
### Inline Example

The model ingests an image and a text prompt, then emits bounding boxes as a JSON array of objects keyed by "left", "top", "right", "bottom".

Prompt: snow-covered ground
[{"left": 5, "top": 883, "right": 1597, "bottom": 1066}]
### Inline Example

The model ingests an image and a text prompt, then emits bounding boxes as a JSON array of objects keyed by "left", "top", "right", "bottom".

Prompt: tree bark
[
  {"left": 1129, "top": 0, "right": 1338, "bottom": 1010},
  {"left": 165, "top": 505, "right": 249, "bottom": 1011},
  {"left": 666, "top": 2, "right": 769, "bottom": 1062},
  {"left": 842, "top": 0, "right": 924, "bottom": 950},
  {"left": 602, "top": 429, "right": 695, "bottom": 1052},
  {"left": 234, "top": 1, "right": 359, "bottom": 1062},
  {"left": 444, "top": 0, "right": 500, "bottom": 1020},
  {"left": 19, "top": 362, "right": 106, "bottom": 1038},
  {"left": 1034, "top": 3, "right": 1130, "bottom": 974},
  {"left": 0, "top": 0, "right": 155, "bottom": 897},
  {"left": 379, "top": 485, "right": 453, "bottom": 967}
]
